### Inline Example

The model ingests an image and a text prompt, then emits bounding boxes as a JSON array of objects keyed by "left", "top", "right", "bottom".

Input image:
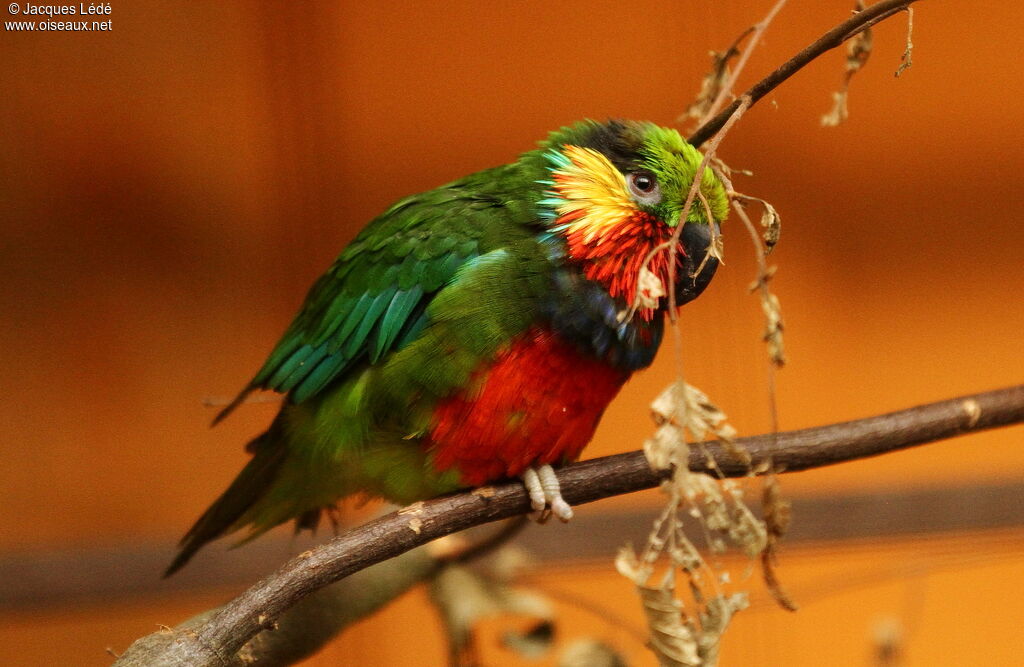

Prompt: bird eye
[{"left": 627, "top": 171, "right": 661, "bottom": 204}]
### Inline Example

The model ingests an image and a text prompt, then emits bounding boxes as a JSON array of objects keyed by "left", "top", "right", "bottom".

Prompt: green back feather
[{"left": 212, "top": 162, "right": 547, "bottom": 424}]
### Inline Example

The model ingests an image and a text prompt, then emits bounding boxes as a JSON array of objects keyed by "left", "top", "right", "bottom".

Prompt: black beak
[{"left": 675, "top": 222, "right": 719, "bottom": 306}]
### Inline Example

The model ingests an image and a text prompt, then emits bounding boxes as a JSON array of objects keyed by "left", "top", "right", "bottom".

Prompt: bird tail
[{"left": 164, "top": 427, "right": 286, "bottom": 577}]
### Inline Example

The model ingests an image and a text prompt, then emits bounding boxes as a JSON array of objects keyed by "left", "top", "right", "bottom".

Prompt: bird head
[{"left": 535, "top": 120, "right": 728, "bottom": 319}]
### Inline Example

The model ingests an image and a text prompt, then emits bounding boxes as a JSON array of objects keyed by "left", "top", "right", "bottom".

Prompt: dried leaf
[
  {"left": 758, "top": 199, "right": 781, "bottom": 253},
  {"left": 681, "top": 25, "right": 756, "bottom": 126},
  {"left": 615, "top": 546, "right": 652, "bottom": 585},
  {"left": 667, "top": 532, "right": 705, "bottom": 574},
  {"left": 894, "top": 7, "right": 914, "bottom": 77},
  {"left": 637, "top": 576, "right": 701, "bottom": 667},
  {"left": 502, "top": 620, "right": 554, "bottom": 659},
  {"left": 644, "top": 421, "right": 682, "bottom": 472},
  {"left": 631, "top": 383, "right": 772, "bottom": 664},
  {"left": 696, "top": 593, "right": 749, "bottom": 665},
  {"left": 760, "top": 473, "right": 798, "bottom": 611},
  {"left": 559, "top": 639, "right": 628, "bottom": 667},
  {"left": 647, "top": 382, "right": 748, "bottom": 469},
  {"left": 820, "top": 90, "right": 850, "bottom": 128},
  {"left": 428, "top": 564, "right": 553, "bottom": 663},
  {"left": 681, "top": 51, "right": 735, "bottom": 124},
  {"left": 490, "top": 544, "right": 535, "bottom": 581},
  {"left": 618, "top": 549, "right": 701, "bottom": 665},
  {"left": 637, "top": 266, "right": 666, "bottom": 310},
  {"left": 821, "top": 1, "right": 873, "bottom": 127}
]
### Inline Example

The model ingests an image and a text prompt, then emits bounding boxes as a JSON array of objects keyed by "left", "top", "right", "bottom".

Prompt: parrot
[{"left": 165, "top": 119, "right": 729, "bottom": 576}]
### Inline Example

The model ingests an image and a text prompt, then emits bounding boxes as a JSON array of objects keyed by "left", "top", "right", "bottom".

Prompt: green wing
[{"left": 213, "top": 165, "right": 535, "bottom": 424}]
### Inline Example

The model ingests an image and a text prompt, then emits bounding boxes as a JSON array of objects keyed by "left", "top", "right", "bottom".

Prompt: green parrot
[{"left": 166, "top": 120, "right": 728, "bottom": 575}]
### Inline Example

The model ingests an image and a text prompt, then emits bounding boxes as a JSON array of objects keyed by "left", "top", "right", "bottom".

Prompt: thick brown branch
[
  {"left": 116, "top": 385, "right": 1024, "bottom": 666},
  {"left": 688, "top": 0, "right": 924, "bottom": 147},
  {"left": 115, "top": 546, "right": 441, "bottom": 667}
]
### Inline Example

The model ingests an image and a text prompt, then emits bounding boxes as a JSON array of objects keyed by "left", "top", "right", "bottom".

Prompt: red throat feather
[{"left": 564, "top": 211, "right": 674, "bottom": 320}]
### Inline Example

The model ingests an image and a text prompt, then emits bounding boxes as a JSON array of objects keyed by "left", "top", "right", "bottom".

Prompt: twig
[
  {"left": 729, "top": 196, "right": 784, "bottom": 435},
  {"left": 680, "top": 25, "right": 754, "bottom": 124},
  {"left": 659, "top": 97, "right": 751, "bottom": 495},
  {"left": 114, "top": 385, "right": 1024, "bottom": 666},
  {"left": 626, "top": 95, "right": 750, "bottom": 323},
  {"left": 895, "top": 7, "right": 914, "bottom": 77},
  {"left": 688, "top": 0, "right": 925, "bottom": 148},
  {"left": 668, "top": 95, "right": 752, "bottom": 322},
  {"left": 699, "top": 0, "right": 789, "bottom": 125}
]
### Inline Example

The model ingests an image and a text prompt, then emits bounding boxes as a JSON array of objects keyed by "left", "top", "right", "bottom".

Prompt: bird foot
[{"left": 521, "top": 465, "right": 573, "bottom": 523}]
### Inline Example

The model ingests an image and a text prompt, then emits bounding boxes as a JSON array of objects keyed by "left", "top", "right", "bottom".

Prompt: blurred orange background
[{"left": 1, "top": 1, "right": 1023, "bottom": 665}]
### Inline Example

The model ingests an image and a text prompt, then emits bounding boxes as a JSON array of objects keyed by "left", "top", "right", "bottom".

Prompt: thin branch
[
  {"left": 699, "top": 0, "right": 789, "bottom": 125},
  {"left": 680, "top": 25, "right": 753, "bottom": 125},
  {"left": 668, "top": 95, "right": 751, "bottom": 322},
  {"left": 116, "top": 385, "right": 1024, "bottom": 666},
  {"left": 729, "top": 195, "right": 784, "bottom": 431},
  {"left": 688, "top": 0, "right": 925, "bottom": 148}
]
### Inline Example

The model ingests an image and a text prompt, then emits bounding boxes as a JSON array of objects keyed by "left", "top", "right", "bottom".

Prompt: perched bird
[{"left": 166, "top": 119, "right": 728, "bottom": 576}]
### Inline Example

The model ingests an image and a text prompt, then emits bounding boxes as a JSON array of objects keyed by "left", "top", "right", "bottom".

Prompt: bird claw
[{"left": 521, "top": 465, "right": 574, "bottom": 523}]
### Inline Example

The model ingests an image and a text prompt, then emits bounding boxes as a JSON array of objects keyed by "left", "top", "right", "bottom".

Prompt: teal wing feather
[{"left": 212, "top": 165, "right": 538, "bottom": 424}]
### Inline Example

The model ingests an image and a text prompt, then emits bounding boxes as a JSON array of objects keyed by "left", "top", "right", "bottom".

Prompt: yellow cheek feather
[{"left": 544, "top": 145, "right": 637, "bottom": 244}]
